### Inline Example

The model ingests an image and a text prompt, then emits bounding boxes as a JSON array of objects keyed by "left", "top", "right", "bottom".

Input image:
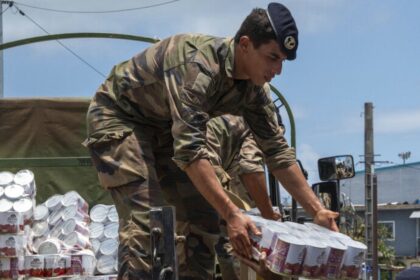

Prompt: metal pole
[
  {"left": 0, "top": 1, "right": 4, "bottom": 98},
  {"left": 364, "top": 102, "right": 378, "bottom": 280}
]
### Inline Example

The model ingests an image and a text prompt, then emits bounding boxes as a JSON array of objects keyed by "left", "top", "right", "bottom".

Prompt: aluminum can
[
  {"left": 63, "top": 231, "right": 91, "bottom": 250},
  {"left": 45, "top": 194, "right": 64, "bottom": 213},
  {"left": 99, "top": 238, "right": 118, "bottom": 256},
  {"left": 13, "top": 169, "right": 36, "bottom": 197},
  {"left": 0, "top": 171, "right": 14, "bottom": 186},
  {"left": 103, "top": 222, "right": 119, "bottom": 239},
  {"left": 70, "top": 250, "right": 96, "bottom": 276},
  {"left": 0, "top": 234, "right": 26, "bottom": 257},
  {"left": 301, "top": 238, "right": 327, "bottom": 278},
  {"left": 96, "top": 255, "right": 117, "bottom": 275},
  {"left": 0, "top": 198, "right": 13, "bottom": 212},
  {"left": 90, "top": 204, "right": 110, "bottom": 223},
  {"left": 0, "top": 211, "right": 24, "bottom": 233},
  {"left": 4, "top": 184, "right": 24, "bottom": 201},
  {"left": 321, "top": 237, "right": 347, "bottom": 279},
  {"left": 24, "top": 255, "right": 45, "bottom": 277},
  {"left": 38, "top": 238, "right": 64, "bottom": 255},
  {"left": 62, "top": 218, "right": 90, "bottom": 237},
  {"left": 0, "top": 256, "right": 25, "bottom": 278},
  {"left": 107, "top": 206, "right": 118, "bottom": 223},
  {"left": 91, "top": 239, "right": 101, "bottom": 255},
  {"left": 32, "top": 220, "right": 49, "bottom": 238},
  {"left": 0, "top": 187, "right": 3, "bottom": 198},
  {"left": 33, "top": 204, "right": 49, "bottom": 221},
  {"left": 89, "top": 222, "right": 104, "bottom": 241},
  {"left": 269, "top": 234, "right": 306, "bottom": 276},
  {"left": 13, "top": 197, "right": 34, "bottom": 225},
  {"left": 62, "top": 204, "right": 90, "bottom": 223},
  {"left": 62, "top": 191, "right": 89, "bottom": 214},
  {"left": 340, "top": 239, "right": 367, "bottom": 279},
  {"left": 44, "top": 254, "right": 71, "bottom": 277}
]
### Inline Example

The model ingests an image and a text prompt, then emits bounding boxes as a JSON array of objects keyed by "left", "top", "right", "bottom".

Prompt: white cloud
[
  {"left": 376, "top": 109, "right": 420, "bottom": 134},
  {"left": 297, "top": 143, "right": 321, "bottom": 184}
]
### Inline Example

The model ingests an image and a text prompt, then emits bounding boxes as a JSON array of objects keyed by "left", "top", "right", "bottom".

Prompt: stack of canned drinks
[
  {"left": 26, "top": 191, "right": 97, "bottom": 278},
  {"left": 89, "top": 204, "right": 119, "bottom": 276},
  {"left": 247, "top": 214, "right": 367, "bottom": 279},
  {"left": 0, "top": 169, "right": 37, "bottom": 279}
]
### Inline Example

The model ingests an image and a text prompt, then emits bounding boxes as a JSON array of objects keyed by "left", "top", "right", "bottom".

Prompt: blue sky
[{"left": 3, "top": 0, "right": 420, "bottom": 187}]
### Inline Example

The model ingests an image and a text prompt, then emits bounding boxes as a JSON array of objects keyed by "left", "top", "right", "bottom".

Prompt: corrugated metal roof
[{"left": 409, "top": 210, "right": 420, "bottom": 219}]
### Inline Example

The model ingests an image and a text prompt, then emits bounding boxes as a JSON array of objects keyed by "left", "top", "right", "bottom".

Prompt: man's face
[{"left": 241, "top": 38, "right": 287, "bottom": 86}]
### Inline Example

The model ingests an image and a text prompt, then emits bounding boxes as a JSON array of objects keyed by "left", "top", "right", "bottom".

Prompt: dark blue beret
[{"left": 267, "top": 2, "right": 299, "bottom": 60}]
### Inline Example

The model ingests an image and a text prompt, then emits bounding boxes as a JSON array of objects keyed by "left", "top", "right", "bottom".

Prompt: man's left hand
[{"left": 313, "top": 209, "right": 339, "bottom": 232}]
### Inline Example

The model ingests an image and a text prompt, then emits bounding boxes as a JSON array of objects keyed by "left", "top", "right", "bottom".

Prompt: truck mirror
[
  {"left": 318, "top": 155, "right": 355, "bottom": 181},
  {"left": 312, "top": 181, "right": 339, "bottom": 212}
]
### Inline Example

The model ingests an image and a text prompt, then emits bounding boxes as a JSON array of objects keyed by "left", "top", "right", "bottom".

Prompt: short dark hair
[{"left": 234, "top": 8, "right": 277, "bottom": 48}]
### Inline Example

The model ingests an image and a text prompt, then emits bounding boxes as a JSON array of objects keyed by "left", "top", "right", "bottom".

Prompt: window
[{"left": 378, "top": 221, "right": 395, "bottom": 241}]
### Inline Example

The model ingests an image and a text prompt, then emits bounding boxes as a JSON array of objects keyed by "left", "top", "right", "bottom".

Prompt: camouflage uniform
[{"left": 84, "top": 34, "right": 296, "bottom": 279}]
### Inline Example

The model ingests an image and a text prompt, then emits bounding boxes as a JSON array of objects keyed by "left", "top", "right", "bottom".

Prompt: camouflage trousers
[
  {"left": 215, "top": 167, "right": 256, "bottom": 280},
  {"left": 89, "top": 126, "right": 220, "bottom": 280}
]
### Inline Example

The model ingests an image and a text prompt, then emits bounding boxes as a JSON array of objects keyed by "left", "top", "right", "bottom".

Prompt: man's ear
[{"left": 238, "top": 36, "right": 251, "bottom": 52}]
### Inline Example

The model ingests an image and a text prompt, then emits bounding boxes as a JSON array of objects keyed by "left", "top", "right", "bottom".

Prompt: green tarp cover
[{"left": 0, "top": 98, "right": 112, "bottom": 207}]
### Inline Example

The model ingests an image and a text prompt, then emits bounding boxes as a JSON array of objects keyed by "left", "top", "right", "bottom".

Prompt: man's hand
[
  {"left": 261, "top": 209, "right": 282, "bottom": 221},
  {"left": 313, "top": 209, "right": 339, "bottom": 232},
  {"left": 235, "top": 251, "right": 284, "bottom": 280},
  {"left": 226, "top": 210, "right": 260, "bottom": 259}
]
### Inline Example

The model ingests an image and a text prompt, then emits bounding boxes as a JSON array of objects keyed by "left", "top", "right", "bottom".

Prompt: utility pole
[
  {"left": 364, "top": 102, "right": 378, "bottom": 280},
  {"left": 0, "top": 0, "right": 12, "bottom": 98}
]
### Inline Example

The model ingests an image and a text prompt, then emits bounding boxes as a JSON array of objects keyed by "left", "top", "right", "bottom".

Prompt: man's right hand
[{"left": 226, "top": 210, "right": 260, "bottom": 259}]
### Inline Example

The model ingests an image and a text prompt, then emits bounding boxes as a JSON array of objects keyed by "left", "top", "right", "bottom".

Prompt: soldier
[
  {"left": 84, "top": 2, "right": 339, "bottom": 279},
  {"left": 206, "top": 114, "right": 282, "bottom": 280}
]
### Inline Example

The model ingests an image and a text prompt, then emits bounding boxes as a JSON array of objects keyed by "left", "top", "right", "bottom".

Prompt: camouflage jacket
[
  {"left": 85, "top": 34, "right": 295, "bottom": 171},
  {"left": 206, "top": 115, "right": 264, "bottom": 177}
]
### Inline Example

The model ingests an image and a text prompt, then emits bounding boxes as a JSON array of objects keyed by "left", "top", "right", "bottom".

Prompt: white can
[
  {"left": 89, "top": 222, "right": 105, "bottom": 241},
  {"left": 321, "top": 237, "right": 347, "bottom": 279},
  {"left": 70, "top": 250, "right": 96, "bottom": 276},
  {"left": 0, "top": 234, "right": 26, "bottom": 257},
  {"left": 32, "top": 220, "right": 49, "bottom": 237},
  {"left": 4, "top": 184, "right": 24, "bottom": 201},
  {"left": 63, "top": 231, "right": 91, "bottom": 250},
  {"left": 0, "top": 198, "right": 13, "bottom": 212},
  {"left": 301, "top": 238, "right": 327, "bottom": 278},
  {"left": 48, "top": 208, "right": 65, "bottom": 228},
  {"left": 0, "top": 211, "right": 24, "bottom": 233},
  {"left": 99, "top": 238, "right": 118, "bottom": 256},
  {"left": 269, "top": 234, "right": 306, "bottom": 276},
  {"left": 0, "top": 187, "right": 3, "bottom": 198},
  {"left": 90, "top": 204, "right": 111, "bottom": 223},
  {"left": 62, "top": 191, "right": 89, "bottom": 214},
  {"left": 44, "top": 254, "right": 71, "bottom": 277},
  {"left": 0, "top": 256, "right": 25, "bottom": 279},
  {"left": 96, "top": 255, "right": 117, "bottom": 275},
  {"left": 45, "top": 194, "right": 64, "bottom": 212},
  {"left": 38, "top": 238, "right": 63, "bottom": 255},
  {"left": 103, "top": 222, "right": 119, "bottom": 239},
  {"left": 12, "top": 197, "right": 33, "bottom": 225},
  {"left": 91, "top": 239, "right": 101, "bottom": 255},
  {"left": 13, "top": 169, "right": 36, "bottom": 197},
  {"left": 33, "top": 204, "right": 49, "bottom": 221},
  {"left": 340, "top": 239, "right": 367, "bottom": 279},
  {"left": 107, "top": 206, "right": 119, "bottom": 223},
  {"left": 24, "top": 254, "right": 45, "bottom": 277},
  {"left": 0, "top": 171, "right": 14, "bottom": 186},
  {"left": 62, "top": 204, "right": 90, "bottom": 223},
  {"left": 62, "top": 218, "right": 90, "bottom": 236}
]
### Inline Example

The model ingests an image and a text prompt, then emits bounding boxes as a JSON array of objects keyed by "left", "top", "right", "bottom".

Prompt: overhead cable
[
  {"left": 13, "top": 4, "right": 106, "bottom": 78},
  {"left": 13, "top": 0, "right": 180, "bottom": 14}
]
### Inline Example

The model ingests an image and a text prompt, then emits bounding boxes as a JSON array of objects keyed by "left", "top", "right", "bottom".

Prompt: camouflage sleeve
[
  {"left": 165, "top": 62, "right": 213, "bottom": 170},
  {"left": 237, "top": 133, "right": 265, "bottom": 174},
  {"left": 243, "top": 84, "right": 296, "bottom": 171}
]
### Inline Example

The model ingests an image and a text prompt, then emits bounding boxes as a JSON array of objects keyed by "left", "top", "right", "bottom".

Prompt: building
[{"left": 341, "top": 162, "right": 420, "bottom": 257}]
